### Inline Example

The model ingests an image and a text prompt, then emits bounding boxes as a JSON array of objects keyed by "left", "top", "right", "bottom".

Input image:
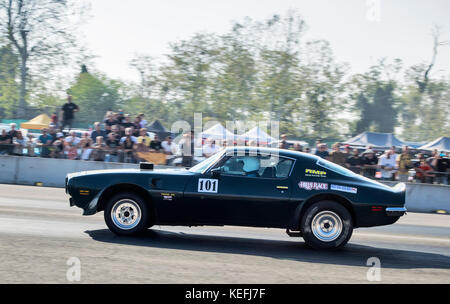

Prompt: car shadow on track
[{"left": 85, "top": 228, "right": 450, "bottom": 270}]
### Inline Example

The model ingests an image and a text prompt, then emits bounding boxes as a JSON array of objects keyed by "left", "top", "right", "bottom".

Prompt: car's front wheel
[
  {"left": 104, "top": 192, "right": 150, "bottom": 236},
  {"left": 300, "top": 200, "right": 353, "bottom": 250}
]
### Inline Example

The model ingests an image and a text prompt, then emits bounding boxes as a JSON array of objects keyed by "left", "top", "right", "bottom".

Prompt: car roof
[{"left": 224, "top": 146, "right": 318, "bottom": 161}]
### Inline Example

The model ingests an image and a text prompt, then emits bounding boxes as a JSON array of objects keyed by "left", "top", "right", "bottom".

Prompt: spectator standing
[
  {"left": 116, "top": 110, "right": 125, "bottom": 125},
  {"left": 329, "top": 143, "right": 347, "bottom": 166},
  {"left": 91, "top": 136, "right": 107, "bottom": 161},
  {"left": 361, "top": 149, "right": 378, "bottom": 178},
  {"left": 120, "top": 114, "right": 134, "bottom": 129},
  {"left": 104, "top": 113, "right": 118, "bottom": 134},
  {"left": 51, "top": 133, "right": 66, "bottom": 159},
  {"left": 105, "top": 132, "right": 120, "bottom": 162},
  {"left": 138, "top": 114, "right": 147, "bottom": 129},
  {"left": 0, "top": 128, "right": 12, "bottom": 155},
  {"left": 51, "top": 112, "right": 59, "bottom": 129},
  {"left": 132, "top": 116, "right": 142, "bottom": 133},
  {"left": 80, "top": 132, "right": 93, "bottom": 160},
  {"left": 91, "top": 122, "right": 107, "bottom": 141},
  {"left": 377, "top": 149, "right": 397, "bottom": 181},
  {"left": 64, "top": 131, "right": 80, "bottom": 160},
  {"left": 162, "top": 136, "right": 177, "bottom": 165},
  {"left": 343, "top": 144, "right": 351, "bottom": 155},
  {"left": 180, "top": 131, "right": 195, "bottom": 167},
  {"left": 61, "top": 95, "right": 79, "bottom": 131},
  {"left": 346, "top": 149, "right": 362, "bottom": 174},
  {"left": 397, "top": 146, "right": 413, "bottom": 182},
  {"left": 415, "top": 159, "right": 435, "bottom": 183},
  {"left": 48, "top": 124, "right": 58, "bottom": 143},
  {"left": 293, "top": 143, "right": 303, "bottom": 152},
  {"left": 136, "top": 128, "right": 151, "bottom": 152},
  {"left": 120, "top": 127, "right": 137, "bottom": 163},
  {"left": 8, "top": 123, "right": 18, "bottom": 139},
  {"left": 279, "top": 134, "right": 289, "bottom": 149},
  {"left": 315, "top": 143, "right": 330, "bottom": 159},
  {"left": 150, "top": 134, "right": 162, "bottom": 152},
  {"left": 220, "top": 140, "right": 228, "bottom": 150},
  {"left": 25, "top": 133, "right": 36, "bottom": 156},
  {"left": 12, "top": 131, "right": 26, "bottom": 155},
  {"left": 203, "top": 139, "right": 219, "bottom": 157},
  {"left": 432, "top": 152, "right": 449, "bottom": 185},
  {"left": 37, "top": 128, "right": 53, "bottom": 158}
]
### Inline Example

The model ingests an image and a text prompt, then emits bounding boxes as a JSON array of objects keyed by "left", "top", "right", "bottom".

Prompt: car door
[{"left": 183, "top": 154, "right": 297, "bottom": 227}]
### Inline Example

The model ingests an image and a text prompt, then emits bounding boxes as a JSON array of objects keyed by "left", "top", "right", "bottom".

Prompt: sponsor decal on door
[{"left": 298, "top": 181, "right": 328, "bottom": 191}]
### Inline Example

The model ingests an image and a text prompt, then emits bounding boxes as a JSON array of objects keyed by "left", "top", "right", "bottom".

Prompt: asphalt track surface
[{"left": 0, "top": 184, "right": 449, "bottom": 283}]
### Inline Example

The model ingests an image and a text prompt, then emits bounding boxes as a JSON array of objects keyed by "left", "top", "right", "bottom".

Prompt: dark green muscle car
[{"left": 66, "top": 147, "right": 406, "bottom": 249}]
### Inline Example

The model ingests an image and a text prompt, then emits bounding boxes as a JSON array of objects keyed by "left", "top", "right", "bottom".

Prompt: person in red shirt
[
  {"left": 415, "top": 160, "right": 435, "bottom": 183},
  {"left": 51, "top": 112, "right": 58, "bottom": 129}
]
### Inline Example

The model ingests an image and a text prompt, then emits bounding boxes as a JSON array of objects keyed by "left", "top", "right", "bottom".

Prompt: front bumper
[{"left": 386, "top": 207, "right": 407, "bottom": 217}]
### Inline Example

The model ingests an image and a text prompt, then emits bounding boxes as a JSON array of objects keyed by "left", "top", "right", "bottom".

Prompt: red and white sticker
[{"left": 298, "top": 181, "right": 328, "bottom": 191}]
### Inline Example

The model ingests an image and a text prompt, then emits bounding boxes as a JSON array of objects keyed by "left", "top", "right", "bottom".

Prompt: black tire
[
  {"left": 300, "top": 200, "right": 353, "bottom": 250},
  {"left": 104, "top": 192, "right": 150, "bottom": 236}
]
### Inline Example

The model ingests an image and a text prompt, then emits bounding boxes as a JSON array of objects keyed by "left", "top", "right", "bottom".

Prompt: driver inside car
[{"left": 242, "top": 157, "right": 260, "bottom": 177}]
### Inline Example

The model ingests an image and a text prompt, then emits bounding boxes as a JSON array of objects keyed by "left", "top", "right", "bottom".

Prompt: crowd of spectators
[
  {"left": 1, "top": 110, "right": 449, "bottom": 185},
  {"left": 0, "top": 110, "right": 177, "bottom": 165},
  {"left": 302, "top": 141, "right": 450, "bottom": 185}
]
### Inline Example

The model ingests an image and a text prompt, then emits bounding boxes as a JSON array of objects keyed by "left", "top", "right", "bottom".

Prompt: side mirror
[{"left": 210, "top": 167, "right": 221, "bottom": 178}]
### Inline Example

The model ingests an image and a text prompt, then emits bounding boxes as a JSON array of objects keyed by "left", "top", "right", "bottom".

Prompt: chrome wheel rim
[
  {"left": 111, "top": 199, "right": 142, "bottom": 230},
  {"left": 311, "top": 211, "right": 343, "bottom": 242}
]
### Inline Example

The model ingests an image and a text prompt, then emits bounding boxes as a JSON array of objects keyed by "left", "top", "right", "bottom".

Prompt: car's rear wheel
[
  {"left": 300, "top": 200, "right": 353, "bottom": 250},
  {"left": 104, "top": 192, "right": 150, "bottom": 236}
]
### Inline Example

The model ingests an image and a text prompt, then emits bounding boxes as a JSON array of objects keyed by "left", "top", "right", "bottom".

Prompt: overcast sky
[{"left": 80, "top": 0, "right": 450, "bottom": 82}]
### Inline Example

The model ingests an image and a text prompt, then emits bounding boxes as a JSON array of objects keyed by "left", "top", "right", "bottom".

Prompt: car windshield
[
  {"left": 316, "top": 158, "right": 358, "bottom": 177},
  {"left": 188, "top": 150, "right": 225, "bottom": 173}
]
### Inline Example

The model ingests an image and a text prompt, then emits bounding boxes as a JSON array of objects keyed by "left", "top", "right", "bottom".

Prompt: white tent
[
  {"left": 241, "top": 126, "right": 276, "bottom": 143},
  {"left": 200, "top": 123, "right": 235, "bottom": 140},
  {"left": 418, "top": 137, "right": 450, "bottom": 152}
]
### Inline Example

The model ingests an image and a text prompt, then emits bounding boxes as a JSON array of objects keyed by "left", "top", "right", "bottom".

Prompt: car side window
[{"left": 219, "top": 155, "right": 294, "bottom": 179}]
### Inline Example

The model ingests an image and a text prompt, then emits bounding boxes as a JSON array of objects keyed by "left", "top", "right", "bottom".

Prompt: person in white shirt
[
  {"left": 378, "top": 149, "right": 397, "bottom": 180},
  {"left": 202, "top": 139, "right": 219, "bottom": 158},
  {"left": 138, "top": 114, "right": 147, "bottom": 129},
  {"left": 162, "top": 136, "right": 177, "bottom": 165}
]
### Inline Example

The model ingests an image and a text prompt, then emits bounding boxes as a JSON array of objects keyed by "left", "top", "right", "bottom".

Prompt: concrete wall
[
  {"left": 380, "top": 181, "right": 450, "bottom": 213},
  {"left": 1, "top": 155, "right": 449, "bottom": 213},
  {"left": 0, "top": 155, "right": 157, "bottom": 187}
]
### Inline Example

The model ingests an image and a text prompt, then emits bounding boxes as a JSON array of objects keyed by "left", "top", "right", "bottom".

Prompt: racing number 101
[{"left": 198, "top": 178, "right": 218, "bottom": 193}]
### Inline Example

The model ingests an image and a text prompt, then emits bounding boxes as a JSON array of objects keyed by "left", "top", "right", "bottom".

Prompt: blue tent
[
  {"left": 343, "top": 132, "right": 405, "bottom": 148},
  {"left": 418, "top": 137, "right": 450, "bottom": 152}
]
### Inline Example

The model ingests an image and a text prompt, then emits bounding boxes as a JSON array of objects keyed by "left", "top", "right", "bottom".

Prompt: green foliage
[
  {"left": 67, "top": 69, "right": 122, "bottom": 126},
  {"left": 399, "top": 77, "right": 449, "bottom": 141},
  {"left": 0, "top": 44, "right": 19, "bottom": 119},
  {"left": 349, "top": 60, "right": 401, "bottom": 135}
]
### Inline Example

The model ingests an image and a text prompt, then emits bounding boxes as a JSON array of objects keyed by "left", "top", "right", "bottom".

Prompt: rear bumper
[{"left": 386, "top": 207, "right": 407, "bottom": 217}]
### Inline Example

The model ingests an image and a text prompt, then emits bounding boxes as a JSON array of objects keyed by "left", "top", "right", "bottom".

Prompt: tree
[
  {"left": 67, "top": 67, "right": 122, "bottom": 126},
  {"left": 415, "top": 26, "right": 450, "bottom": 93},
  {"left": 0, "top": 0, "right": 81, "bottom": 118},
  {"left": 210, "top": 34, "right": 257, "bottom": 122},
  {"left": 397, "top": 26, "right": 450, "bottom": 141},
  {"left": 300, "top": 40, "right": 348, "bottom": 140},
  {"left": 0, "top": 43, "right": 19, "bottom": 118},
  {"left": 159, "top": 33, "right": 220, "bottom": 125},
  {"left": 349, "top": 59, "right": 401, "bottom": 135}
]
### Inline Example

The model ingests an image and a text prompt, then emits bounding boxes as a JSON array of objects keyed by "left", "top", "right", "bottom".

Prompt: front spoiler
[
  {"left": 68, "top": 190, "right": 103, "bottom": 216},
  {"left": 386, "top": 207, "right": 407, "bottom": 217}
]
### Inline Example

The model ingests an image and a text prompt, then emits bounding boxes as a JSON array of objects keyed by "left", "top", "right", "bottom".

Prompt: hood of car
[{"left": 67, "top": 167, "right": 194, "bottom": 179}]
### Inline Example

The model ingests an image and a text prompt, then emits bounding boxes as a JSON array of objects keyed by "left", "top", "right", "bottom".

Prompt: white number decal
[{"left": 198, "top": 178, "right": 218, "bottom": 193}]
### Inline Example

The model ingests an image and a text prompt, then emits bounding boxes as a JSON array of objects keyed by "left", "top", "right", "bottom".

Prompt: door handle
[{"left": 276, "top": 186, "right": 289, "bottom": 190}]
